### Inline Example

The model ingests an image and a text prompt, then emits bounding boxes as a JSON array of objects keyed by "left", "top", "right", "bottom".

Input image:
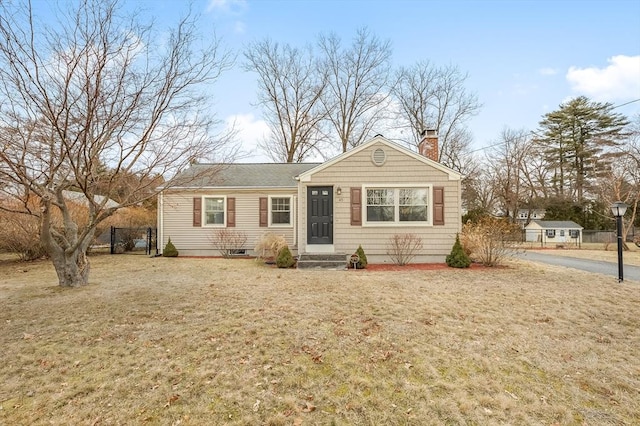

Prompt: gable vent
[{"left": 372, "top": 148, "right": 386, "bottom": 166}]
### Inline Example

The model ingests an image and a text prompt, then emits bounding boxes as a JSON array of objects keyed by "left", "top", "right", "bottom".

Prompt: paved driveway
[{"left": 516, "top": 251, "right": 640, "bottom": 282}]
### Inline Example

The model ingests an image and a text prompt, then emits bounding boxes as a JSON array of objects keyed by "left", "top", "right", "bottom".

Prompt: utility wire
[{"left": 470, "top": 98, "right": 640, "bottom": 154}]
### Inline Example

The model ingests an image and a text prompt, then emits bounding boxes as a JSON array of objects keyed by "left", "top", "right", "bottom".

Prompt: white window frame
[
  {"left": 569, "top": 229, "right": 580, "bottom": 238},
  {"left": 362, "top": 184, "right": 432, "bottom": 227},
  {"left": 203, "top": 195, "right": 226, "bottom": 227},
  {"left": 545, "top": 229, "right": 556, "bottom": 238},
  {"left": 268, "top": 195, "right": 294, "bottom": 227}
]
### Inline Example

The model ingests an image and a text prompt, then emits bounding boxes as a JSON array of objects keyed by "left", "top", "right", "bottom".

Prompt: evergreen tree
[{"left": 536, "top": 96, "right": 629, "bottom": 203}]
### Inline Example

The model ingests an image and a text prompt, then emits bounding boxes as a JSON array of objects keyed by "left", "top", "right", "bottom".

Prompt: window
[
  {"left": 367, "top": 189, "right": 395, "bottom": 222},
  {"left": 270, "top": 197, "right": 292, "bottom": 226},
  {"left": 365, "top": 186, "right": 430, "bottom": 224},
  {"left": 204, "top": 197, "right": 225, "bottom": 225},
  {"left": 545, "top": 229, "right": 555, "bottom": 238},
  {"left": 569, "top": 229, "right": 580, "bottom": 238},
  {"left": 399, "top": 189, "right": 428, "bottom": 221},
  {"left": 560, "top": 230, "right": 565, "bottom": 237}
]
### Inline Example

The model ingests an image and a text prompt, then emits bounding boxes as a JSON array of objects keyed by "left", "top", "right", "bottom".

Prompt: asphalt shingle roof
[
  {"left": 529, "top": 220, "right": 583, "bottom": 229},
  {"left": 168, "top": 163, "right": 321, "bottom": 188}
]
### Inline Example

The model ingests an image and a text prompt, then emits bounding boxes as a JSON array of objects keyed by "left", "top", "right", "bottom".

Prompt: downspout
[{"left": 158, "top": 191, "right": 164, "bottom": 255}]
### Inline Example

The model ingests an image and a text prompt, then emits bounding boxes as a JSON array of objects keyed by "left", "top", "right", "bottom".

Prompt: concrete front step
[{"left": 297, "top": 253, "right": 347, "bottom": 270}]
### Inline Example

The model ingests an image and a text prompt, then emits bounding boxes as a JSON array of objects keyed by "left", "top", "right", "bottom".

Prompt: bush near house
[
  {"left": 446, "top": 233, "right": 471, "bottom": 268},
  {"left": 461, "top": 217, "right": 520, "bottom": 266},
  {"left": 209, "top": 229, "right": 248, "bottom": 258},
  {"left": 162, "top": 238, "right": 179, "bottom": 257},
  {"left": 276, "top": 246, "right": 295, "bottom": 268},
  {"left": 352, "top": 245, "right": 368, "bottom": 269},
  {"left": 254, "top": 232, "right": 288, "bottom": 262},
  {"left": 386, "top": 234, "right": 423, "bottom": 266}
]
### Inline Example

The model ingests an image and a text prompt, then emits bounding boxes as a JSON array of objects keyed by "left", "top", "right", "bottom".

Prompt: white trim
[
  {"left": 268, "top": 195, "right": 294, "bottom": 228},
  {"left": 361, "top": 184, "right": 433, "bottom": 227},
  {"left": 297, "top": 135, "right": 461, "bottom": 182},
  {"left": 158, "top": 191, "right": 164, "bottom": 254},
  {"left": 202, "top": 195, "right": 227, "bottom": 227}
]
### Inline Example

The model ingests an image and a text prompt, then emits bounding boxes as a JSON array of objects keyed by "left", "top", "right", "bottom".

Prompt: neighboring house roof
[
  {"left": 167, "top": 163, "right": 321, "bottom": 189},
  {"left": 526, "top": 220, "right": 583, "bottom": 229},
  {"left": 62, "top": 190, "right": 120, "bottom": 209},
  {"left": 297, "top": 135, "right": 462, "bottom": 182}
]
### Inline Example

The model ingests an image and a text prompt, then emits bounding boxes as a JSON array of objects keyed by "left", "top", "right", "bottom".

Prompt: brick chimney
[{"left": 418, "top": 129, "right": 439, "bottom": 162}]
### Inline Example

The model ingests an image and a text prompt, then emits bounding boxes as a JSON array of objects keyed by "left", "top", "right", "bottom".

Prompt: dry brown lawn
[{"left": 1, "top": 254, "right": 639, "bottom": 425}]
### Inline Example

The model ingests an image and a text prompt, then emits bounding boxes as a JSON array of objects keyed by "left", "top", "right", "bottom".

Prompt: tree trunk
[{"left": 50, "top": 249, "right": 91, "bottom": 287}]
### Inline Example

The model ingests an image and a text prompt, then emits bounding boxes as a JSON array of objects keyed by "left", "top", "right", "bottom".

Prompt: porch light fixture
[
  {"left": 610, "top": 201, "right": 627, "bottom": 283},
  {"left": 336, "top": 186, "right": 342, "bottom": 195}
]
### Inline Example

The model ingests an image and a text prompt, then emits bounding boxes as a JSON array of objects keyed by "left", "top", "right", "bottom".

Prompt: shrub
[
  {"left": 0, "top": 211, "right": 48, "bottom": 261},
  {"left": 254, "top": 232, "right": 288, "bottom": 261},
  {"left": 386, "top": 233, "right": 423, "bottom": 266},
  {"left": 354, "top": 245, "right": 368, "bottom": 269},
  {"left": 446, "top": 233, "right": 471, "bottom": 268},
  {"left": 162, "top": 238, "right": 179, "bottom": 257},
  {"left": 209, "top": 229, "right": 248, "bottom": 258},
  {"left": 461, "top": 217, "right": 520, "bottom": 266},
  {"left": 276, "top": 246, "right": 295, "bottom": 268}
]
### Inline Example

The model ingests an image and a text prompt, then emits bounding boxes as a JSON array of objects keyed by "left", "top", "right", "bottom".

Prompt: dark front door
[{"left": 307, "top": 186, "right": 333, "bottom": 244}]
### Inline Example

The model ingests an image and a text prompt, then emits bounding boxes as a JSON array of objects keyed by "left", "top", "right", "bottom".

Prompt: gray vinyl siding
[
  {"left": 160, "top": 189, "right": 298, "bottom": 256},
  {"left": 299, "top": 141, "right": 461, "bottom": 262}
]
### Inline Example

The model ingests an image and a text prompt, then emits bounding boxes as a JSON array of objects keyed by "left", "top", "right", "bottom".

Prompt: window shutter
[
  {"left": 433, "top": 187, "right": 444, "bottom": 226},
  {"left": 227, "top": 197, "right": 235, "bottom": 227},
  {"left": 259, "top": 197, "right": 268, "bottom": 227},
  {"left": 193, "top": 197, "right": 202, "bottom": 227},
  {"left": 350, "top": 187, "right": 362, "bottom": 226}
]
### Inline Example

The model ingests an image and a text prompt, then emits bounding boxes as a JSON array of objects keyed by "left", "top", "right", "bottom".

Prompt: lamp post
[{"left": 610, "top": 201, "right": 628, "bottom": 283}]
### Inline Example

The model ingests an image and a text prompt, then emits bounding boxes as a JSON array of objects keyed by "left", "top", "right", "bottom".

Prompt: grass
[{"left": 1, "top": 254, "right": 639, "bottom": 425}]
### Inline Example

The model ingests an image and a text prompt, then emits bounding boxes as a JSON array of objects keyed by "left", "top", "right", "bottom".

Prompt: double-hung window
[
  {"left": 366, "top": 189, "right": 395, "bottom": 222},
  {"left": 365, "top": 186, "right": 430, "bottom": 225},
  {"left": 545, "top": 229, "right": 556, "bottom": 238},
  {"left": 399, "top": 189, "right": 428, "bottom": 222},
  {"left": 204, "top": 197, "right": 225, "bottom": 226},
  {"left": 270, "top": 196, "right": 292, "bottom": 226}
]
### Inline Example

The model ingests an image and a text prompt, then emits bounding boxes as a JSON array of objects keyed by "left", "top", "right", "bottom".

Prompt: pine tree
[
  {"left": 163, "top": 238, "right": 179, "bottom": 257},
  {"left": 446, "top": 234, "right": 471, "bottom": 268},
  {"left": 536, "top": 96, "right": 629, "bottom": 203}
]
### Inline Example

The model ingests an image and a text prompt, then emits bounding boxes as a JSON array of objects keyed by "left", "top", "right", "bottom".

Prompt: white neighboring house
[
  {"left": 525, "top": 220, "right": 583, "bottom": 245},
  {"left": 514, "top": 209, "right": 545, "bottom": 227}
]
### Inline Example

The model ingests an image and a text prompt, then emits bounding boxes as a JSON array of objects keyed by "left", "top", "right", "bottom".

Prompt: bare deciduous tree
[
  {"left": 392, "top": 61, "right": 481, "bottom": 167},
  {"left": 486, "top": 128, "right": 536, "bottom": 222},
  {"left": 318, "top": 27, "right": 393, "bottom": 153},
  {"left": 243, "top": 39, "right": 328, "bottom": 162},
  {"left": 596, "top": 115, "right": 640, "bottom": 242},
  {"left": 0, "top": 0, "right": 235, "bottom": 286}
]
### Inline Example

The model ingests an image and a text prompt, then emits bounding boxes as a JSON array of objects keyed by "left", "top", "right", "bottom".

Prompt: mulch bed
[{"left": 358, "top": 263, "right": 490, "bottom": 271}]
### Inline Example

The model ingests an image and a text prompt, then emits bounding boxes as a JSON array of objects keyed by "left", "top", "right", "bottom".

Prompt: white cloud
[
  {"left": 206, "top": 0, "right": 247, "bottom": 14},
  {"left": 566, "top": 55, "right": 640, "bottom": 101},
  {"left": 539, "top": 67, "right": 557, "bottom": 76},
  {"left": 225, "top": 114, "right": 271, "bottom": 162},
  {"left": 233, "top": 21, "right": 246, "bottom": 34}
]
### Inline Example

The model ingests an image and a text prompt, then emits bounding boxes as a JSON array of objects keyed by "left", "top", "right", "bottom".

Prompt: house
[
  {"left": 514, "top": 209, "right": 546, "bottom": 227},
  {"left": 157, "top": 133, "right": 462, "bottom": 263},
  {"left": 525, "top": 220, "right": 583, "bottom": 246}
]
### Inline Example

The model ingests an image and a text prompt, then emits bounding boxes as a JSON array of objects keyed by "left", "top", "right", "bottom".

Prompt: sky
[{"left": 33, "top": 0, "right": 640, "bottom": 162}]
